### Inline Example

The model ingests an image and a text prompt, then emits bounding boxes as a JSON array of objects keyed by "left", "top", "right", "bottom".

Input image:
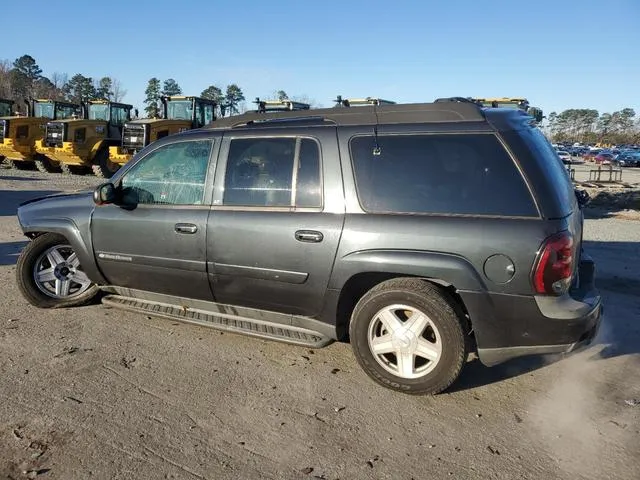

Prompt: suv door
[
  {"left": 207, "top": 126, "right": 344, "bottom": 316},
  {"left": 92, "top": 135, "right": 218, "bottom": 300}
]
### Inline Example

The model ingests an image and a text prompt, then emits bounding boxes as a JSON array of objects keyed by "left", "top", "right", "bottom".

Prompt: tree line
[
  {"left": 0, "top": 54, "right": 126, "bottom": 109},
  {"left": 544, "top": 108, "right": 639, "bottom": 145}
]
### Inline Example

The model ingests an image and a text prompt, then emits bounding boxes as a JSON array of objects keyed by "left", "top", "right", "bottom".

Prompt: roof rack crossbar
[
  {"left": 253, "top": 98, "right": 311, "bottom": 113},
  {"left": 334, "top": 95, "right": 396, "bottom": 107}
]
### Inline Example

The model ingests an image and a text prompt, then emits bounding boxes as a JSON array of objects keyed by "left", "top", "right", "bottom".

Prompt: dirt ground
[{"left": 1, "top": 168, "right": 639, "bottom": 480}]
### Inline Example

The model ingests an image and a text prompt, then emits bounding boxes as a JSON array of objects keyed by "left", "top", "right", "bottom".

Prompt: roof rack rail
[
  {"left": 206, "top": 102, "right": 486, "bottom": 130},
  {"left": 334, "top": 96, "right": 396, "bottom": 107},
  {"left": 253, "top": 98, "right": 310, "bottom": 113},
  {"left": 434, "top": 97, "right": 482, "bottom": 105}
]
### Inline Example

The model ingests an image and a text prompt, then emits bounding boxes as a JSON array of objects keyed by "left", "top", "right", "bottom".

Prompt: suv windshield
[
  {"left": 167, "top": 100, "right": 193, "bottom": 121},
  {"left": 89, "top": 104, "right": 109, "bottom": 121}
]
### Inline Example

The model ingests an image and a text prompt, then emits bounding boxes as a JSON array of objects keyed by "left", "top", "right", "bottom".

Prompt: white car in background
[{"left": 556, "top": 150, "right": 572, "bottom": 165}]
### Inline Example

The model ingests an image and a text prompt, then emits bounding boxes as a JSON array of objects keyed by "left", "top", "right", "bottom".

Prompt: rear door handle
[
  {"left": 175, "top": 223, "right": 198, "bottom": 234},
  {"left": 295, "top": 230, "right": 323, "bottom": 243}
]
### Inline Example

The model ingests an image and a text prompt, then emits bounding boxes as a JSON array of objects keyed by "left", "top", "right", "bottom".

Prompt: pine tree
[
  {"left": 161, "top": 78, "right": 182, "bottom": 96},
  {"left": 144, "top": 77, "right": 161, "bottom": 117}
]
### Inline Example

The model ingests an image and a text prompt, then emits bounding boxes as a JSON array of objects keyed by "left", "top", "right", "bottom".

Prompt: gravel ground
[{"left": 1, "top": 167, "right": 639, "bottom": 480}]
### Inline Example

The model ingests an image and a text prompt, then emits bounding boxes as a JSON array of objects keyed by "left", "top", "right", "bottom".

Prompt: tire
[
  {"left": 60, "top": 163, "right": 89, "bottom": 175},
  {"left": 16, "top": 233, "right": 99, "bottom": 309},
  {"left": 34, "top": 156, "right": 61, "bottom": 174},
  {"left": 5, "top": 159, "right": 35, "bottom": 170},
  {"left": 349, "top": 278, "right": 468, "bottom": 395},
  {"left": 91, "top": 148, "right": 119, "bottom": 178}
]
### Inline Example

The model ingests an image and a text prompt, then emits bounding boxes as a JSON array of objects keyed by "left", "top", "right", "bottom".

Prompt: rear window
[
  {"left": 506, "top": 127, "right": 576, "bottom": 217},
  {"left": 349, "top": 133, "right": 537, "bottom": 217}
]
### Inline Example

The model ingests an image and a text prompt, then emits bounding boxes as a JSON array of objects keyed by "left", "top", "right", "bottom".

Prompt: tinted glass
[
  {"left": 121, "top": 140, "right": 212, "bottom": 205},
  {"left": 295, "top": 139, "right": 322, "bottom": 208},
  {"left": 350, "top": 133, "right": 537, "bottom": 216},
  {"left": 224, "top": 138, "right": 296, "bottom": 207},
  {"left": 55, "top": 104, "right": 79, "bottom": 120},
  {"left": 510, "top": 127, "right": 575, "bottom": 216},
  {"left": 110, "top": 106, "right": 128, "bottom": 126}
]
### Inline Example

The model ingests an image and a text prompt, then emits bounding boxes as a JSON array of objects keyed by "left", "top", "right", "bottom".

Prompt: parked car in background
[
  {"left": 615, "top": 152, "right": 640, "bottom": 167},
  {"left": 556, "top": 150, "right": 572, "bottom": 165},
  {"left": 583, "top": 150, "right": 600, "bottom": 161},
  {"left": 595, "top": 152, "right": 615, "bottom": 165}
]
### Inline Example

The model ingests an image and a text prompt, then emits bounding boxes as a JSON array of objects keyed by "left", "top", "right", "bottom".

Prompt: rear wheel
[
  {"left": 91, "top": 148, "right": 119, "bottom": 178},
  {"left": 349, "top": 278, "right": 468, "bottom": 395},
  {"left": 16, "top": 233, "right": 99, "bottom": 308},
  {"left": 34, "top": 156, "right": 61, "bottom": 173}
]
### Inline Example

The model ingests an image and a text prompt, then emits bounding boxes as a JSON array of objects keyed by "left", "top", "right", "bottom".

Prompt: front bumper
[
  {"left": 35, "top": 140, "right": 86, "bottom": 165},
  {"left": 463, "top": 253, "right": 604, "bottom": 366}
]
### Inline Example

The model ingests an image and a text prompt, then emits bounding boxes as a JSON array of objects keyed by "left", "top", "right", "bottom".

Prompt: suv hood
[
  {"left": 17, "top": 190, "right": 94, "bottom": 234},
  {"left": 18, "top": 189, "right": 93, "bottom": 209}
]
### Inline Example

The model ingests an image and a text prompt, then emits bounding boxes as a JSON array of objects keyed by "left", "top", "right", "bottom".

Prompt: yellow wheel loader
[
  {"left": 0, "top": 99, "right": 81, "bottom": 172},
  {"left": 109, "top": 96, "right": 216, "bottom": 167},
  {"left": 36, "top": 100, "right": 133, "bottom": 177}
]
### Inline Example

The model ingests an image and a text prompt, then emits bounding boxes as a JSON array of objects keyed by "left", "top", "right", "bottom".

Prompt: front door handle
[
  {"left": 175, "top": 223, "right": 198, "bottom": 234},
  {"left": 295, "top": 230, "right": 323, "bottom": 243}
]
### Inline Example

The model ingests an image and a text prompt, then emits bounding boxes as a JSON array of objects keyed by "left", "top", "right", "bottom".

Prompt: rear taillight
[{"left": 532, "top": 232, "right": 575, "bottom": 295}]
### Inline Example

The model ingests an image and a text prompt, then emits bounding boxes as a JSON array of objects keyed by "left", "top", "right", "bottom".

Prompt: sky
[{"left": 3, "top": 0, "right": 639, "bottom": 116}]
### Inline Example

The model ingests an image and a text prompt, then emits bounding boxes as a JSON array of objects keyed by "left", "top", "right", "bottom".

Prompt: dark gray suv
[{"left": 15, "top": 100, "right": 602, "bottom": 394}]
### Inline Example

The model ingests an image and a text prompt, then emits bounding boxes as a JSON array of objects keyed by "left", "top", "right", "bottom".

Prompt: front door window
[{"left": 121, "top": 139, "right": 213, "bottom": 205}]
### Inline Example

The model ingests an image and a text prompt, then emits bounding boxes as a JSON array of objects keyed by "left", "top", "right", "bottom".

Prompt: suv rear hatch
[{"left": 499, "top": 123, "right": 587, "bottom": 293}]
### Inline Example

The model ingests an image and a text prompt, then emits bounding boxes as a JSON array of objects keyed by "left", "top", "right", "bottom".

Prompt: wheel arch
[
  {"left": 21, "top": 219, "right": 107, "bottom": 285},
  {"left": 327, "top": 250, "right": 483, "bottom": 342}
]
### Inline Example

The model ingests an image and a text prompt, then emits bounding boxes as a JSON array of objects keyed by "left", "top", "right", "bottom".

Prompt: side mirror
[{"left": 93, "top": 182, "right": 117, "bottom": 205}]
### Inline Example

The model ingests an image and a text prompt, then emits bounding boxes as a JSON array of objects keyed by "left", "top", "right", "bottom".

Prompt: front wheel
[
  {"left": 34, "top": 155, "right": 61, "bottom": 173},
  {"left": 91, "top": 148, "right": 119, "bottom": 178},
  {"left": 5, "top": 159, "right": 35, "bottom": 170},
  {"left": 16, "top": 233, "right": 99, "bottom": 308},
  {"left": 349, "top": 278, "right": 468, "bottom": 395}
]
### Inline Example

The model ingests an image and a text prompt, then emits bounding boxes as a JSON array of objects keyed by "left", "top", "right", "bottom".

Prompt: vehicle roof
[
  {"left": 203, "top": 101, "right": 534, "bottom": 131},
  {"left": 88, "top": 100, "right": 133, "bottom": 108},
  {"left": 165, "top": 95, "right": 216, "bottom": 104}
]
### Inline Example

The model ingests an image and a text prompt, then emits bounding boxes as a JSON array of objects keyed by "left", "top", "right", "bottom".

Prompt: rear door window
[{"left": 349, "top": 133, "right": 537, "bottom": 217}]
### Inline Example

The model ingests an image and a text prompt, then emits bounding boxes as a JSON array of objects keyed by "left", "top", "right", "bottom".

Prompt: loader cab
[
  {"left": 161, "top": 96, "right": 216, "bottom": 128},
  {"left": 31, "top": 99, "right": 81, "bottom": 120},
  {"left": 86, "top": 100, "right": 133, "bottom": 139}
]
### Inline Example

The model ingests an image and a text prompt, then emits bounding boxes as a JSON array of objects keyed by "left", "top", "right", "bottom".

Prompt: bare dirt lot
[{"left": 1, "top": 167, "right": 639, "bottom": 480}]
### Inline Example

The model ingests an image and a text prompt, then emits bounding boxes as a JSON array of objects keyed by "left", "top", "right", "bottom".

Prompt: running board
[{"left": 101, "top": 294, "right": 333, "bottom": 348}]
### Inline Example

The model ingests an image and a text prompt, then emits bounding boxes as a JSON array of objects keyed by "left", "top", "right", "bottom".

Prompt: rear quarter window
[
  {"left": 349, "top": 133, "right": 538, "bottom": 217},
  {"left": 503, "top": 127, "right": 576, "bottom": 218}
]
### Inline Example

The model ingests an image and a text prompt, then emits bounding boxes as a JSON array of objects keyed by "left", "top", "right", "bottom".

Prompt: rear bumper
[
  {"left": 477, "top": 300, "right": 602, "bottom": 366},
  {"left": 462, "top": 254, "right": 604, "bottom": 366}
]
